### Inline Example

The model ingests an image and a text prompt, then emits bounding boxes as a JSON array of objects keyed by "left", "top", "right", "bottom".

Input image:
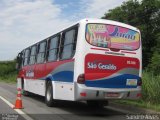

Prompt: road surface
[{"left": 0, "top": 82, "right": 158, "bottom": 120}]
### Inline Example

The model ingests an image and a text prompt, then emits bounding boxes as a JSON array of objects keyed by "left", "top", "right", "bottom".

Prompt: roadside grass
[
  {"left": 142, "top": 71, "right": 160, "bottom": 104},
  {"left": 0, "top": 71, "right": 17, "bottom": 83},
  {"left": 0, "top": 61, "right": 17, "bottom": 83},
  {"left": 115, "top": 100, "right": 160, "bottom": 112}
]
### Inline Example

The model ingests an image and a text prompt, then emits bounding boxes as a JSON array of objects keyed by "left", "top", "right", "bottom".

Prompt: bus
[{"left": 16, "top": 18, "right": 142, "bottom": 107}]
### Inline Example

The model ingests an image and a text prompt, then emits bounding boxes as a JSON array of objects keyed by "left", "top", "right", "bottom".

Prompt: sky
[{"left": 0, "top": 0, "right": 128, "bottom": 61}]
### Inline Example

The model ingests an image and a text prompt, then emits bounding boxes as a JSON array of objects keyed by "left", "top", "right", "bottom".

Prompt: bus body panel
[
  {"left": 85, "top": 54, "right": 140, "bottom": 88},
  {"left": 17, "top": 59, "right": 75, "bottom": 100}
]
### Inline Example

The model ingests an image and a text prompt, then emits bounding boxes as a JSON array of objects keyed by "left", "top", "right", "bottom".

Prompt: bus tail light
[
  {"left": 80, "top": 92, "right": 86, "bottom": 97},
  {"left": 137, "top": 93, "right": 142, "bottom": 97},
  {"left": 77, "top": 74, "right": 85, "bottom": 84},
  {"left": 138, "top": 78, "right": 142, "bottom": 86}
]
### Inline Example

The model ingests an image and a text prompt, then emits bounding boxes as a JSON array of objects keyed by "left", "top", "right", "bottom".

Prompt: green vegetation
[
  {"left": 0, "top": 61, "right": 17, "bottom": 83},
  {"left": 142, "top": 71, "right": 160, "bottom": 104},
  {"left": 102, "top": 0, "right": 160, "bottom": 70},
  {"left": 102, "top": 0, "right": 160, "bottom": 110}
]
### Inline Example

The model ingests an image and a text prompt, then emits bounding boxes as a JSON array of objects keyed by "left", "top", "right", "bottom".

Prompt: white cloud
[
  {"left": 0, "top": 0, "right": 127, "bottom": 60},
  {"left": 0, "top": 0, "right": 72, "bottom": 60},
  {"left": 77, "top": 0, "right": 127, "bottom": 19}
]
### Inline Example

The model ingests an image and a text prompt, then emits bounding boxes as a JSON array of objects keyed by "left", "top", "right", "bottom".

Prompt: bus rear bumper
[{"left": 75, "top": 84, "right": 142, "bottom": 101}]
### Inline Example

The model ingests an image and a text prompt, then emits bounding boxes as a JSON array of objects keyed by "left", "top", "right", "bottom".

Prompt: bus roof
[
  {"left": 20, "top": 18, "right": 140, "bottom": 52},
  {"left": 79, "top": 18, "right": 140, "bottom": 32}
]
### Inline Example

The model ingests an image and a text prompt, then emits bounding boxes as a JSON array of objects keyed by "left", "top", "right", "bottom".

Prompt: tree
[{"left": 102, "top": 0, "right": 160, "bottom": 69}]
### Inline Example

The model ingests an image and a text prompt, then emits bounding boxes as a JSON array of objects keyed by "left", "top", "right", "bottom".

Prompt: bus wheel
[
  {"left": 22, "top": 90, "right": 30, "bottom": 96},
  {"left": 45, "top": 81, "right": 54, "bottom": 107},
  {"left": 87, "top": 100, "right": 108, "bottom": 108}
]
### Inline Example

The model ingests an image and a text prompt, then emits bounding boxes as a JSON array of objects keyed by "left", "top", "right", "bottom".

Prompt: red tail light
[
  {"left": 137, "top": 93, "right": 142, "bottom": 97},
  {"left": 138, "top": 78, "right": 142, "bottom": 86},
  {"left": 77, "top": 74, "right": 85, "bottom": 84}
]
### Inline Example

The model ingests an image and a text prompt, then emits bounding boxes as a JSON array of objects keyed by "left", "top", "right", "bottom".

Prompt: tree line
[{"left": 102, "top": 0, "right": 160, "bottom": 75}]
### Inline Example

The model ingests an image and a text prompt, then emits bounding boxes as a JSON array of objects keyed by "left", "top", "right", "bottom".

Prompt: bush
[
  {"left": 142, "top": 71, "right": 160, "bottom": 104},
  {"left": 148, "top": 52, "right": 160, "bottom": 75},
  {"left": 0, "top": 61, "right": 17, "bottom": 83}
]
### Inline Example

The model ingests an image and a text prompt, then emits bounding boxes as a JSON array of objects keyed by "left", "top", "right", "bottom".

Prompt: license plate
[
  {"left": 105, "top": 92, "right": 120, "bottom": 97},
  {"left": 126, "top": 79, "right": 137, "bottom": 86}
]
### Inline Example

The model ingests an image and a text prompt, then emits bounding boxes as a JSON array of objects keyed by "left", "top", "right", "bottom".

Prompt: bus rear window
[{"left": 86, "top": 24, "right": 140, "bottom": 50}]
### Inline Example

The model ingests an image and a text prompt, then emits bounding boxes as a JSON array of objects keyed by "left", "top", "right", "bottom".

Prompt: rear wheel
[{"left": 45, "top": 81, "right": 55, "bottom": 107}]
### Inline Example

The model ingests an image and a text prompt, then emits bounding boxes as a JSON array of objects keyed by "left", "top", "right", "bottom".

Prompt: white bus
[{"left": 16, "top": 18, "right": 142, "bottom": 107}]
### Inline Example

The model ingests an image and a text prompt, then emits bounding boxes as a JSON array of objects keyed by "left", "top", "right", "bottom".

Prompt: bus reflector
[
  {"left": 77, "top": 74, "right": 85, "bottom": 84},
  {"left": 80, "top": 92, "right": 86, "bottom": 97},
  {"left": 137, "top": 93, "right": 142, "bottom": 97}
]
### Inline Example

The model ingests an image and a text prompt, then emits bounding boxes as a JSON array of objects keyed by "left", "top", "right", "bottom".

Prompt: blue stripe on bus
[
  {"left": 51, "top": 71, "right": 74, "bottom": 82},
  {"left": 85, "top": 74, "right": 140, "bottom": 88}
]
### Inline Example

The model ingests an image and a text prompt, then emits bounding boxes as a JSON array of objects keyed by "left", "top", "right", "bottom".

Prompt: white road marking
[{"left": 0, "top": 96, "right": 34, "bottom": 120}]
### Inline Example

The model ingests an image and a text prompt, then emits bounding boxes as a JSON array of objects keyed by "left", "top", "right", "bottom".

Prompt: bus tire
[
  {"left": 45, "top": 81, "right": 54, "bottom": 107},
  {"left": 22, "top": 90, "right": 30, "bottom": 96}
]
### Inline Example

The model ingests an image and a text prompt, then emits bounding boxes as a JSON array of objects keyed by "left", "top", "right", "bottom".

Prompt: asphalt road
[
  {"left": 0, "top": 82, "right": 157, "bottom": 120},
  {"left": 0, "top": 99, "right": 26, "bottom": 120}
]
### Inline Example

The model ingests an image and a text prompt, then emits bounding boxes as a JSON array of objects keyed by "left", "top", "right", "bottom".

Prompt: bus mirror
[{"left": 16, "top": 56, "right": 22, "bottom": 70}]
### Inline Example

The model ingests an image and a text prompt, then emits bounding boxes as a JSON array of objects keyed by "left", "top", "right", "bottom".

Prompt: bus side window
[
  {"left": 47, "top": 35, "right": 60, "bottom": 62},
  {"left": 29, "top": 45, "right": 37, "bottom": 65},
  {"left": 37, "top": 41, "right": 47, "bottom": 64},
  {"left": 60, "top": 27, "right": 78, "bottom": 60},
  {"left": 23, "top": 48, "right": 30, "bottom": 66},
  {"left": 73, "top": 27, "right": 78, "bottom": 54}
]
